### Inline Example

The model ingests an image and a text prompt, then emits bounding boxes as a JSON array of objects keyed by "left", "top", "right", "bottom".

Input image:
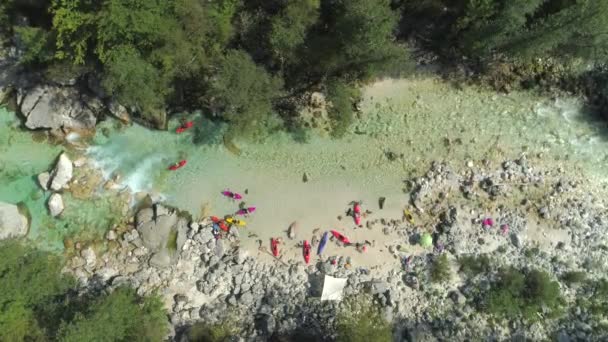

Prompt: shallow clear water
[{"left": 2, "top": 77, "right": 608, "bottom": 253}]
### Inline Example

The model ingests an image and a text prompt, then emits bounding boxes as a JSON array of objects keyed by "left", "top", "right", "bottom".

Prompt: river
[{"left": 2, "top": 77, "right": 608, "bottom": 258}]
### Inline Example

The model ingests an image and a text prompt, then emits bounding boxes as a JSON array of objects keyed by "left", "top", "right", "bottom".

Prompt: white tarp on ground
[{"left": 321, "top": 275, "right": 348, "bottom": 301}]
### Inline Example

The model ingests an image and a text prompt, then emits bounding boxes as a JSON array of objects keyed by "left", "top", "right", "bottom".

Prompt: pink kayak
[
  {"left": 331, "top": 230, "right": 350, "bottom": 244},
  {"left": 221, "top": 190, "right": 242, "bottom": 200},
  {"left": 236, "top": 207, "right": 256, "bottom": 216}
]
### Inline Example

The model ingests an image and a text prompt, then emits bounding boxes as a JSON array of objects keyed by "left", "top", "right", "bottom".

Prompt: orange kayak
[
  {"left": 331, "top": 230, "right": 350, "bottom": 244},
  {"left": 353, "top": 202, "right": 362, "bottom": 225},
  {"left": 210, "top": 216, "right": 229, "bottom": 231}
]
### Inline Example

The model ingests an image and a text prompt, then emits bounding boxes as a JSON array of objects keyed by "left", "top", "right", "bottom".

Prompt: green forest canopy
[
  {"left": 0, "top": 240, "right": 167, "bottom": 341},
  {"left": 2, "top": 0, "right": 608, "bottom": 136}
]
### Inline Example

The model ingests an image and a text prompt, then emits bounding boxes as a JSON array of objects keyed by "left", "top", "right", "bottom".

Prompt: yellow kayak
[
  {"left": 403, "top": 209, "right": 415, "bottom": 224},
  {"left": 226, "top": 217, "right": 247, "bottom": 227}
]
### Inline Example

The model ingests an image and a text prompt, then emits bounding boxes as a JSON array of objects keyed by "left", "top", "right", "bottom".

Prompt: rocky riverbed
[{"left": 58, "top": 155, "right": 608, "bottom": 341}]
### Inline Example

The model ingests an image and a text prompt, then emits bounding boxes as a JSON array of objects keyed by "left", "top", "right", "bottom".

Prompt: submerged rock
[
  {"left": 37, "top": 172, "right": 50, "bottom": 191},
  {"left": 0, "top": 201, "right": 29, "bottom": 240},
  {"left": 48, "top": 193, "right": 65, "bottom": 217},
  {"left": 49, "top": 152, "right": 73, "bottom": 191}
]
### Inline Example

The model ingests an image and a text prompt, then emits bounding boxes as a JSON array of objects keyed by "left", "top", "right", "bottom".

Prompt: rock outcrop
[
  {"left": 136, "top": 204, "right": 188, "bottom": 268},
  {"left": 19, "top": 85, "right": 97, "bottom": 130},
  {"left": 0, "top": 202, "right": 29, "bottom": 240},
  {"left": 49, "top": 152, "right": 73, "bottom": 191}
]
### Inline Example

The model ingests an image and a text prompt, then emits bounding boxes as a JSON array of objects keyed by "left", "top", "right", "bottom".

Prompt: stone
[
  {"left": 136, "top": 205, "right": 177, "bottom": 251},
  {"left": 538, "top": 206, "right": 550, "bottom": 219},
  {"left": 49, "top": 153, "right": 73, "bottom": 191},
  {"left": 239, "top": 291, "right": 255, "bottom": 306},
  {"left": 256, "top": 314, "right": 276, "bottom": 336},
  {"left": 235, "top": 249, "right": 249, "bottom": 264},
  {"left": 108, "top": 100, "right": 130, "bottom": 123},
  {"left": 449, "top": 290, "right": 466, "bottom": 305},
  {"left": 149, "top": 250, "right": 172, "bottom": 268},
  {"left": 0, "top": 201, "right": 29, "bottom": 240},
  {"left": 510, "top": 233, "right": 523, "bottom": 248},
  {"left": 106, "top": 230, "right": 117, "bottom": 241},
  {"left": 80, "top": 246, "right": 97, "bottom": 270},
  {"left": 37, "top": 172, "right": 50, "bottom": 191},
  {"left": 48, "top": 193, "right": 65, "bottom": 217},
  {"left": 19, "top": 85, "right": 97, "bottom": 130}
]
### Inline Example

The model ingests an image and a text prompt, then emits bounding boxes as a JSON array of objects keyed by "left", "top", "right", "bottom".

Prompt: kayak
[
  {"left": 317, "top": 231, "right": 329, "bottom": 255},
  {"left": 303, "top": 240, "right": 311, "bottom": 264},
  {"left": 225, "top": 217, "right": 246, "bottom": 227},
  {"left": 271, "top": 238, "right": 279, "bottom": 257},
  {"left": 331, "top": 229, "right": 350, "bottom": 244},
  {"left": 221, "top": 190, "right": 243, "bottom": 200},
  {"left": 353, "top": 202, "right": 362, "bottom": 225},
  {"left": 236, "top": 207, "right": 256, "bottom": 216},
  {"left": 403, "top": 209, "right": 415, "bottom": 224},
  {"left": 176, "top": 121, "right": 194, "bottom": 133},
  {"left": 210, "top": 216, "right": 229, "bottom": 231},
  {"left": 168, "top": 160, "right": 187, "bottom": 171}
]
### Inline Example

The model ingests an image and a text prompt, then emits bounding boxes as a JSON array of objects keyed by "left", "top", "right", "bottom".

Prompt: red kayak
[
  {"left": 271, "top": 238, "right": 279, "bottom": 257},
  {"left": 176, "top": 121, "right": 194, "bottom": 134},
  {"left": 168, "top": 160, "right": 187, "bottom": 171},
  {"left": 303, "top": 240, "right": 311, "bottom": 264},
  {"left": 353, "top": 202, "right": 362, "bottom": 225},
  {"left": 210, "top": 216, "right": 229, "bottom": 232},
  {"left": 331, "top": 230, "right": 350, "bottom": 244}
]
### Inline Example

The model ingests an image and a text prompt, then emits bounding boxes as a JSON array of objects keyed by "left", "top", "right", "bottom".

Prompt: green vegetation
[
  {"left": 486, "top": 268, "right": 562, "bottom": 321},
  {"left": 166, "top": 229, "right": 178, "bottom": 252},
  {"left": 336, "top": 297, "right": 392, "bottom": 342},
  {"left": 187, "top": 320, "right": 237, "bottom": 342},
  {"left": 459, "top": 255, "right": 492, "bottom": 277},
  {"left": 561, "top": 271, "right": 587, "bottom": 285},
  {"left": 0, "top": 240, "right": 167, "bottom": 341},
  {"left": 431, "top": 254, "right": 451, "bottom": 283}
]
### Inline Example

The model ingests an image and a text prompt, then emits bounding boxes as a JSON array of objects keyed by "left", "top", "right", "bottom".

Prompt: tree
[
  {"left": 268, "top": 0, "right": 320, "bottom": 67},
  {"left": 59, "top": 288, "right": 167, "bottom": 342},
  {"left": 208, "top": 49, "right": 284, "bottom": 140},
  {"left": 305, "top": 0, "right": 410, "bottom": 81},
  {"left": 0, "top": 240, "right": 168, "bottom": 341}
]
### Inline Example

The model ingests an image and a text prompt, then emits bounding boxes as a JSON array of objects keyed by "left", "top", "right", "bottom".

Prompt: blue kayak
[{"left": 317, "top": 231, "right": 329, "bottom": 255}]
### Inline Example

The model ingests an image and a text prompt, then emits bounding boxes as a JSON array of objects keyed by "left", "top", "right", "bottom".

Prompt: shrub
[
  {"left": 561, "top": 271, "right": 587, "bottom": 285},
  {"left": 187, "top": 321, "right": 237, "bottom": 342},
  {"left": 167, "top": 229, "right": 178, "bottom": 252},
  {"left": 459, "top": 255, "right": 492, "bottom": 277},
  {"left": 487, "top": 268, "right": 562, "bottom": 321},
  {"left": 326, "top": 80, "right": 360, "bottom": 138},
  {"left": 431, "top": 254, "right": 451, "bottom": 283},
  {"left": 336, "top": 297, "right": 392, "bottom": 342}
]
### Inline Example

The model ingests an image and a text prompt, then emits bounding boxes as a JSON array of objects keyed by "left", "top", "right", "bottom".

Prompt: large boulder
[
  {"left": 49, "top": 152, "right": 73, "bottom": 191},
  {"left": 19, "top": 85, "right": 97, "bottom": 130},
  {"left": 48, "top": 193, "right": 65, "bottom": 217},
  {"left": 0, "top": 202, "right": 29, "bottom": 240},
  {"left": 136, "top": 204, "right": 178, "bottom": 251}
]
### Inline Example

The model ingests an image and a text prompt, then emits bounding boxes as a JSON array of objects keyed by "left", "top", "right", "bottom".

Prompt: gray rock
[
  {"left": 449, "top": 290, "right": 466, "bottom": 306},
  {"left": 239, "top": 291, "right": 255, "bottom": 306},
  {"left": 19, "top": 85, "right": 97, "bottom": 130},
  {"left": 149, "top": 250, "right": 172, "bottom": 268},
  {"left": 556, "top": 331, "right": 571, "bottom": 342},
  {"left": 37, "top": 172, "right": 50, "bottom": 191},
  {"left": 510, "top": 233, "right": 523, "bottom": 248},
  {"left": 108, "top": 100, "right": 130, "bottom": 123},
  {"left": 137, "top": 205, "right": 177, "bottom": 251},
  {"left": 369, "top": 281, "right": 389, "bottom": 295},
  {"left": 49, "top": 153, "right": 73, "bottom": 191},
  {"left": 0, "top": 201, "right": 29, "bottom": 240},
  {"left": 48, "top": 193, "right": 65, "bottom": 217},
  {"left": 80, "top": 246, "right": 97, "bottom": 270},
  {"left": 106, "top": 230, "right": 117, "bottom": 241}
]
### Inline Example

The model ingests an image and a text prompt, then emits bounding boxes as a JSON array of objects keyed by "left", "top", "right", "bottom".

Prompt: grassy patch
[
  {"left": 166, "top": 229, "right": 178, "bottom": 252},
  {"left": 336, "top": 297, "right": 392, "bottom": 342},
  {"left": 188, "top": 321, "right": 237, "bottom": 342},
  {"left": 431, "top": 254, "right": 451, "bottom": 283},
  {"left": 486, "top": 268, "right": 562, "bottom": 321},
  {"left": 459, "top": 255, "right": 491, "bottom": 277}
]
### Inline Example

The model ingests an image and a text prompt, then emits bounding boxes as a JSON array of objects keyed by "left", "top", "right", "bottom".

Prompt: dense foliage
[
  {"left": 0, "top": 240, "right": 167, "bottom": 341},
  {"left": 3, "top": 0, "right": 608, "bottom": 133},
  {"left": 336, "top": 297, "right": 392, "bottom": 342},
  {"left": 486, "top": 268, "right": 562, "bottom": 321}
]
